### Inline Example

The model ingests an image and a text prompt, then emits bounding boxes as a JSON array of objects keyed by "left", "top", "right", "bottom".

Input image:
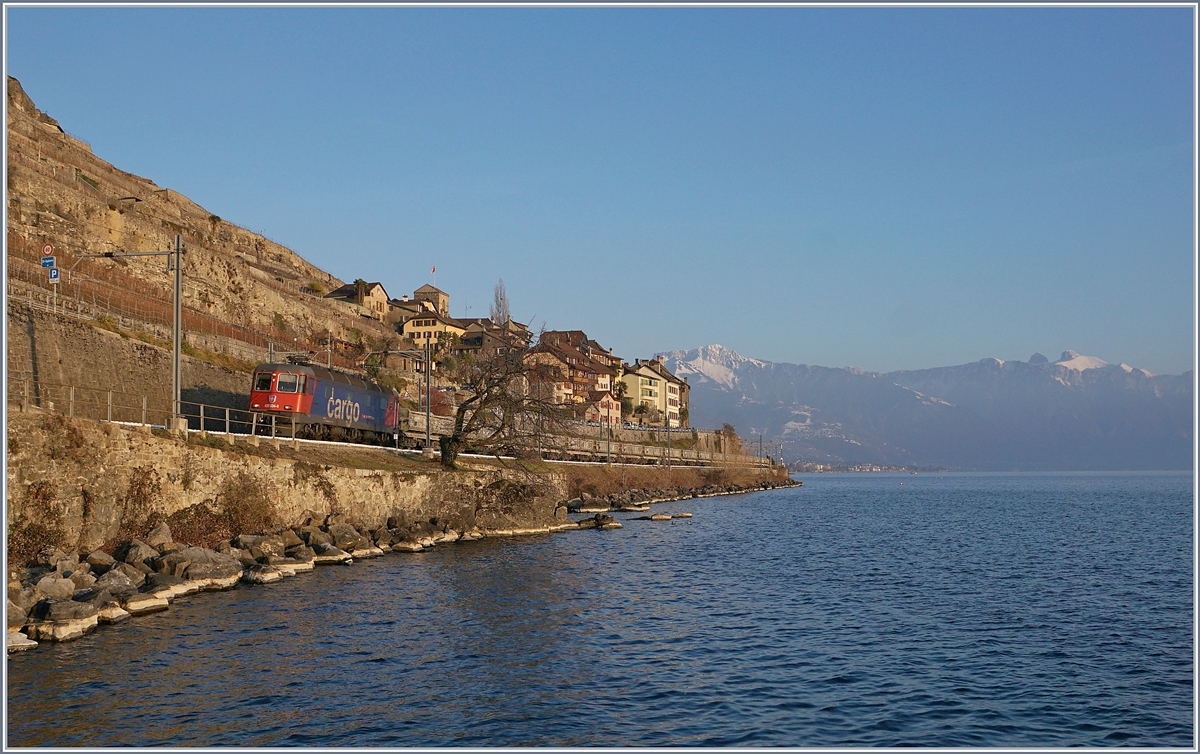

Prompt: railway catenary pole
[
  {"left": 74, "top": 234, "right": 184, "bottom": 421},
  {"left": 173, "top": 235, "right": 181, "bottom": 419}
]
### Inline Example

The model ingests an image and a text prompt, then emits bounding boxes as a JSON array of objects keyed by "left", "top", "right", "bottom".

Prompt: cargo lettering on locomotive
[{"left": 327, "top": 396, "right": 361, "bottom": 423}]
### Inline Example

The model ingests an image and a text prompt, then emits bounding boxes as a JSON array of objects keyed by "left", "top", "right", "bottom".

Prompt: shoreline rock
[{"left": 7, "top": 478, "right": 799, "bottom": 653}]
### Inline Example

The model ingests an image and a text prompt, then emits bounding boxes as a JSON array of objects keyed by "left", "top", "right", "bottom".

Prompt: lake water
[{"left": 6, "top": 472, "right": 1193, "bottom": 746}]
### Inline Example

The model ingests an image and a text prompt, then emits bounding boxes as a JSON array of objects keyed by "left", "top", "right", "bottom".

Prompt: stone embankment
[
  {"left": 7, "top": 477, "right": 800, "bottom": 653},
  {"left": 564, "top": 478, "right": 799, "bottom": 515}
]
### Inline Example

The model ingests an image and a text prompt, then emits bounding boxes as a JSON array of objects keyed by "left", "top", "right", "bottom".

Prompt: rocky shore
[{"left": 7, "top": 477, "right": 800, "bottom": 653}]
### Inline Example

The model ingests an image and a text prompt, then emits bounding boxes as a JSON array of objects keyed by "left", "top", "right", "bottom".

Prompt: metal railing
[{"left": 7, "top": 377, "right": 770, "bottom": 468}]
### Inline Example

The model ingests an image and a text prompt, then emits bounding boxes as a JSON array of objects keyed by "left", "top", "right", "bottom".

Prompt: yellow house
[
  {"left": 620, "top": 358, "right": 688, "bottom": 427},
  {"left": 400, "top": 310, "right": 465, "bottom": 353}
]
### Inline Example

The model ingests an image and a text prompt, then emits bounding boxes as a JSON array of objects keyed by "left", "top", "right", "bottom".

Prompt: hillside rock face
[
  {"left": 661, "top": 346, "right": 1193, "bottom": 471},
  {"left": 6, "top": 76, "right": 396, "bottom": 355}
]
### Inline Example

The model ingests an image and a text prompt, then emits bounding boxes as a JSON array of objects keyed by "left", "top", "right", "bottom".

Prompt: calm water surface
[{"left": 6, "top": 472, "right": 1193, "bottom": 746}]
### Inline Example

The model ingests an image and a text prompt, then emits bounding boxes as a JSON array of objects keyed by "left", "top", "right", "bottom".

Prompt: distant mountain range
[{"left": 659, "top": 345, "right": 1193, "bottom": 471}]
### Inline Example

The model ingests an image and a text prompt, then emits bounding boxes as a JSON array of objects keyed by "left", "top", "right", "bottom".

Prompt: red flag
[{"left": 432, "top": 265, "right": 436, "bottom": 274}]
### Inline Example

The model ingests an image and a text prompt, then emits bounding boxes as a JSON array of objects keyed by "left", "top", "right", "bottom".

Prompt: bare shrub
[
  {"left": 8, "top": 481, "right": 67, "bottom": 564},
  {"left": 42, "top": 414, "right": 88, "bottom": 461},
  {"left": 165, "top": 502, "right": 232, "bottom": 548},
  {"left": 119, "top": 466, "right": 164, "bottom": 541},
  {"left": 221, "top": 472, "right": 277, "bottom": 535}
]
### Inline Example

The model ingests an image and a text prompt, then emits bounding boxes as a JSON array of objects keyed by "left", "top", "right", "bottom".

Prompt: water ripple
[{"left": 7, "top": 471, "right": 1192, "bottom": 746}]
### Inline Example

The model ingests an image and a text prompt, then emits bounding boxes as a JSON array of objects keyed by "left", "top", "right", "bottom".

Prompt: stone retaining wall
[
  {"left": 6, "top": 412, "right": 566, "bottom": 561},
  {"left": 7, "top": 302, "right": 251, "bottom": 409}
]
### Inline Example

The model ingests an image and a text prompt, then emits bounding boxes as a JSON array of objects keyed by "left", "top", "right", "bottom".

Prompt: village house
[
  {"left": 583, "top": 390, "right": 622, "bottom": 426},
  {"left": 620, "top": 357, "right": 689, "bottom": 427},
  {"left": 386, "top": 294, "right": 435, "bottom": 327},
  {"left": 451, "top": 318, "right": 532, "bottom": 360},
  {"left": 323, "top": 281, "right": 391, "bottom": 322},
  {"left": 399, "top": 309, "right": 466, "bottom": 354},
  {"left": 528, "top": 331, "right": 622, "bottom": 422}
]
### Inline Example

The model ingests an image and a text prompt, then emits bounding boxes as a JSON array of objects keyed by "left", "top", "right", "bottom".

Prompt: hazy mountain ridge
[{"left": 660, "top": 346, "right": 1193, "bottom": 471}]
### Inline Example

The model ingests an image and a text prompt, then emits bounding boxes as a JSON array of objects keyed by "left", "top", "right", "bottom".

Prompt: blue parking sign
[{"left": 49, "top": 267, "right": 60, "bottom": 281}]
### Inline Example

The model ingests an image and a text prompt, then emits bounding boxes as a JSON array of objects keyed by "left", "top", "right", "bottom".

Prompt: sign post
[{"left": 45, "top": 249, "right": 59, "bottom": 309}]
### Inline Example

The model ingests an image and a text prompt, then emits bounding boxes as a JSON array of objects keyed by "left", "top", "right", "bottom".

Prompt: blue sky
[{"left": 5, "top": 6, "right": 1195, "bottom": 374}]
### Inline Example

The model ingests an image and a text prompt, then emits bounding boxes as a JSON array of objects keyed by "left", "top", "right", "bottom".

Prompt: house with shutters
[
  {"left": 620, "top": 357, "right": 689, "bottom": 427},
  {"left": 399, "top": 310, "right": 466, "bottom": 353},
  {"left": 451, "top": 318, "right": 532, "bottom": 359},
  {"left": 323, "top": 281, "right": 391, "bottom": 322}
]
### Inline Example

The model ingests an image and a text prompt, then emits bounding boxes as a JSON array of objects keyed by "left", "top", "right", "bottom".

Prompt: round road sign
[{"left": 42, "top": 244, "right": 54, "bottom": 255}]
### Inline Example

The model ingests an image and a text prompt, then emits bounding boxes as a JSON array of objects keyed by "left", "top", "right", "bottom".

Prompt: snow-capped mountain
[
  {"left": 667, "top": 344, "right": 767, "bottom": 389},
  {"left": 657, "top": 345, "right": 1192, "bottom": 471}
]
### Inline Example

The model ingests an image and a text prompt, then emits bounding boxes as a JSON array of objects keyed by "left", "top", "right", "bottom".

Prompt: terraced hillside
[{"left": 6, "top": 75, "right": 399, "bottom": 370}]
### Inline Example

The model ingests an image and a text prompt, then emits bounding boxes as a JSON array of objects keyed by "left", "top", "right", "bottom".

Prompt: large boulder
[
  {"left": 311, "top": 542, "right": 352, "bottom": 565},
  {"left": 284, "top": 545, "right": 315, "bottom": 563},
  {"left": 7, "top": 600, "right": 27, "bottom": 628},
  {"left": 143, "top": 573, "right": 185, "bottom": 593},
  {"left": 153, "top": 554, "right": 191, "bottom": 578},
  {"left": 54, "top": 554, "right": 81, "bottom": 576},
  {"left": 72, "top": 587, "right": 117, "bottom": 608},
  {"left": 95, "top": 568, "right": 135, "bottom": 591},
  {"left": 34, "top": 546, "right": 69, "bottom": 569},
  {"left": 241, "top": 565, "right": 283, "bottom": 585},
  {"left": 10, "top": 585, "right": 37, "bottom": 612},
  {"left": 259, "top": 535, "right": 286, "bottom": 557},
  {"left": 35, "top": 574, "right": 76, "bottom": 601},
  {"left": 72, "top": 587, "right": 130, "bottom": 623},
  {"left": 117, "top": 540, "right": 159, "bottom": 566},
  {"left": 146, "top": 521, "right": 173, "bottom": 550},
  {"left": 25, "top": 599, "right": 99, "bottom": 642},
  {"left": 298, "top": 526, "right": 332, "bottom": 547},
  {"left": 326, "top": 523, "right": 363, "bottom": 551},
  {"left": 31, "top": 598, "right": 98, "bottom": 622},
  {"left": 120, "top": 592, "right": 170, "bottom": 616},
  {"left": 111, "top": 563, "right": 147, "bottom": 588},
  {"left": 85, "top": 550, "right": 116, "bottom": 575},
  {"left": 231, "top": 534, "right": 266, "bottom": 550},
  {"left": 280, "top": 529, "right": 304, "bottom": 549},
  {"left": 88, "top": 571, "right": 139, "bottom": 600},
  {"left": 68, "top": 570, "right": 97, "bottom": 591},
  {"left": 186, "top": 561, "right": 242, "bottom": 582},
  {"left": 157, "top": 547, "right": 242, "bottom": 582}
]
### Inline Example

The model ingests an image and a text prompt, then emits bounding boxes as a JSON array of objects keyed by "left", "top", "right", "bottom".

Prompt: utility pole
[
  {"left": 606, "top": 401, "right": 611, "bottom": 465},
  {"left": 667, "top": 423, "right": 671, "bottom": 481},
  {"left": 425, "top": 340, "right": 432, "bottom": 452}
]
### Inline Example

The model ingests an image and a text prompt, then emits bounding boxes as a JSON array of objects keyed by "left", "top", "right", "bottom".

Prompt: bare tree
[
  {"left": 490, "top": 278, "right": 511, "bottom": 326},
  {"left": 438, "top": 340, "right": 573, "bottom": 468}
]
